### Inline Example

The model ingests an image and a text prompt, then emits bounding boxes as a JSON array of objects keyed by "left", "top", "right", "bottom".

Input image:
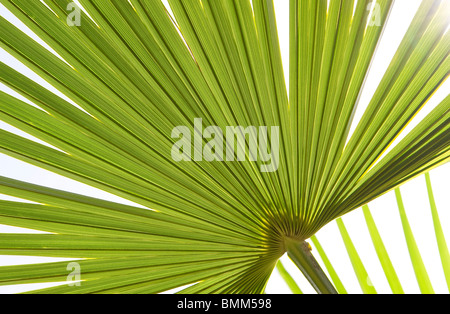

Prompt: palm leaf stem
[{"left": 284, "top": 238, "right": 337, "bottom": 294}]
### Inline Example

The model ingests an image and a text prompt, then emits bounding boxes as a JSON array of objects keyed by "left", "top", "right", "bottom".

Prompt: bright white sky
[{"left": 0, "top": 0, "right": 449, "bottom": 294}]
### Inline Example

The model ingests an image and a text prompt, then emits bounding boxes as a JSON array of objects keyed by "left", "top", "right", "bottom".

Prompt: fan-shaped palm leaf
[{"left": 0, "top": 0, "right": 448, "bottom": 294}]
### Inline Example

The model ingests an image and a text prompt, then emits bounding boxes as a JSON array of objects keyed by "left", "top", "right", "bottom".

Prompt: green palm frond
[
  {"left": 0, "top": 0, "right": 448, "bottom": 294},
  {"left": 425, "top": 173, "right": 450, "bottom": 290},
  {"left": 275, "top": 171, "right": 449, "bottom": 294}
]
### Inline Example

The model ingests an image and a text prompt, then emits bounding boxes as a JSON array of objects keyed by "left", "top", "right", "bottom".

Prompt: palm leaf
[
  {"left": 395, "top": 187, "right": 434, "bottom": 293},
  {"left": 276, "top": 171, "right": 449, "bottom": 294},
  {"left": 425, "top": 173, "right": 450, "bottom": 291},
  {"left": 275, "top": 261, "right": 303, "bottom": 294},
  {"left": 0, "top": 0, "right": 448, "bottom": 294},
  {"left": 336, "top": 218, "right": 377, "bottom": 294},
  {"left": 362, "top": 205, "right": 404, "bottom": 294}
]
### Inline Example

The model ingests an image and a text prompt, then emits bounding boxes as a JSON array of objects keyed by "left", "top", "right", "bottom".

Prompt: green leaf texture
[{"left": 0, "top": 0, "right": 448, "bottom": 293}]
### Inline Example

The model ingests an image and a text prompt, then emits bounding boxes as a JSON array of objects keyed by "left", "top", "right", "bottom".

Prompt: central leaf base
[{"left": 284, "top": 237, "right": 338, "bottom": 294}]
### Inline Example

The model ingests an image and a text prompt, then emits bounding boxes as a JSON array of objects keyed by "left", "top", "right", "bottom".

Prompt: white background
[{"left": 0, "top": 0, "right": 449, "bottom": 294}]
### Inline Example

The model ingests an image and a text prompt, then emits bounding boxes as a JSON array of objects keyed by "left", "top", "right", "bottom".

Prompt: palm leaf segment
[{"left": 0, "top": 0, "right": 448, "bottom": 293}]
